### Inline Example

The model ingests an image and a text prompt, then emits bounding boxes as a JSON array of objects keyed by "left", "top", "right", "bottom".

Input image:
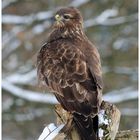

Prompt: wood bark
[
  {"left": 38, "top": 101, "right": 138, "bottom": 140},
  {"left": 54, "top": 101, "right": 121, "bottom": 140}
]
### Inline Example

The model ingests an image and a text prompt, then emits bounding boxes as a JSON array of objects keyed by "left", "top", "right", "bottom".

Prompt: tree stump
[{"left": 38, "top": 101, "right": 138, "bottom": 140}]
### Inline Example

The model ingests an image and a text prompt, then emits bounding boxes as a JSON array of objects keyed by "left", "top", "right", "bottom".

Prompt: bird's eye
[{"left": 63, "top": 15, "right": 70, "bottom": 20}]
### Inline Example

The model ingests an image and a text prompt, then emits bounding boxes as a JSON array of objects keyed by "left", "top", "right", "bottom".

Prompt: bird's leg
[{"left": 60, "top": 114, "right": 75, "bottom": 134}]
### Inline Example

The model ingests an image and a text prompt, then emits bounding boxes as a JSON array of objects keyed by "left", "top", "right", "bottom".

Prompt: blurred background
[{"left": 2, "top": 0, "right": 138, "bottom": 140}]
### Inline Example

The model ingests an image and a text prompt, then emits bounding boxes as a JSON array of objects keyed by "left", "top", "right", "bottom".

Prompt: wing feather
[{"left": 37, "top": 39, "right": 102, "bottom": 115}]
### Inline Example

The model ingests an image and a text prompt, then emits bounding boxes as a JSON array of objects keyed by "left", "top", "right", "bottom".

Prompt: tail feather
[{"left": 73, "top": 113, "right": 98, "bottom": 140}]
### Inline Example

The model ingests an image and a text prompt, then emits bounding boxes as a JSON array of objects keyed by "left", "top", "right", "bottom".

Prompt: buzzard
[{"left": 37, "top": 7, "right": 103, "bottom": 140}]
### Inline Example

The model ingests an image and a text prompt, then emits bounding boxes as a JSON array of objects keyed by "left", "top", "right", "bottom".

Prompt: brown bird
[{"left": 37, "top": 7, "right": 103, "bottom": 140}]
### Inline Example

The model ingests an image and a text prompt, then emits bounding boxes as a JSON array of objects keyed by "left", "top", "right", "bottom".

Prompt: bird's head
[{"left": 53, "top": 7, "right": 83, "bottom": 31}]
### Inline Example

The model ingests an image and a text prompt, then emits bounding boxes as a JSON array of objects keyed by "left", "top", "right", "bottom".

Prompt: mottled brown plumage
[{"left": 37, "top": 7, "right": 103, "bottom": 140}]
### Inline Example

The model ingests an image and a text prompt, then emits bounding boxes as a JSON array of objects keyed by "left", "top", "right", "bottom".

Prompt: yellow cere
[{"left": 55, "top": 14, "right": 61, "bottom": 21}]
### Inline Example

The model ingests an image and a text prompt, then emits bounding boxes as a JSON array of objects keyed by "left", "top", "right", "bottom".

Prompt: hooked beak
[{"left": 55, "top": 14, "right": 62, "bottom": 21}]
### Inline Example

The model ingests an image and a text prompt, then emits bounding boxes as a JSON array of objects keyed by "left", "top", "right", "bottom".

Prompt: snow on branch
[
  {"left": 2, "top": 11, "right": 53, "bottom": 25},
  {"left": 2, "top": 0, "right": 89, "bottom": 25},
  {"left": 103, "top": 87, "right": 138, "bottom": 103},
  {"left": 2, "top": 26, "right": 25, "bottom": 59},
  {"left": 3, "top": 6, "right": 137, "bottom": 28},
  {"left": 84, "top": 8, "right": 118, "bottom": 27},
  {"left": 5, "top": 69, "right": 37, "bottom": 85},
  {"left": 2, "top": 80, "right": 58, "bottom": 104},
  {"left": 2, "top": 8, "right": 137, "bottom": 57},
  {"left": 2, "top": 14, "right": 34, "bottom": 25},
  {"left": 102, "top": 66, "right": 137, "bottom": 75},
  {"left": 2, "top": 26, "right": 24, "bottom": 48},
  {"left": 2, "top": 39, "right": 21, "bottom": 60},
  {"left": 70, "top": 0, "right": 90, "bottom": 7},
  {"left": 101, "top": 13, "right": 138, "bottom": 26},
  {"left": 84, "top": 11, "right": 137, "bottom": 28},
  {"left": 3, "top": 66, "right": 137, "bottom": 87},
  {"left": 2, "top": 79, "right": 138, "bottom": 104}
]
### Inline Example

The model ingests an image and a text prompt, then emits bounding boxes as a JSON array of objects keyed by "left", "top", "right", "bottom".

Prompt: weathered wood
[
  {"left": 99, "top": 101, "right": 121, "bottom": 140},
  {"left": 38, "top": 125, "right": 138, "bottom": 140},
  {"left": 115, "top": 130, "right": 138, "bottom": 140},
  {"left": 54, "top": 101, "right": 121, "bottom": 140},
  {"left": 38, "top": 101, "right": 138, "bottom": 140},
  {"left": 54, "top": 104, "right": 81, "bottom": 140}
]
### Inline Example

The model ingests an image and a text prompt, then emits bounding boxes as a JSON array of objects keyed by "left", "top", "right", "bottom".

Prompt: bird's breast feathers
[
  {"left": 37, "top": 38, "right": 102, "bottom": 114},
  {"left": 39, "top": 40, "right": 88, "bottom": 88}
]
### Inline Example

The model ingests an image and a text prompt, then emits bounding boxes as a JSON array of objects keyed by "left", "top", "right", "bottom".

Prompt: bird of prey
[{"left": 37, "top": 7, "right": 103, "bottom": 140}]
